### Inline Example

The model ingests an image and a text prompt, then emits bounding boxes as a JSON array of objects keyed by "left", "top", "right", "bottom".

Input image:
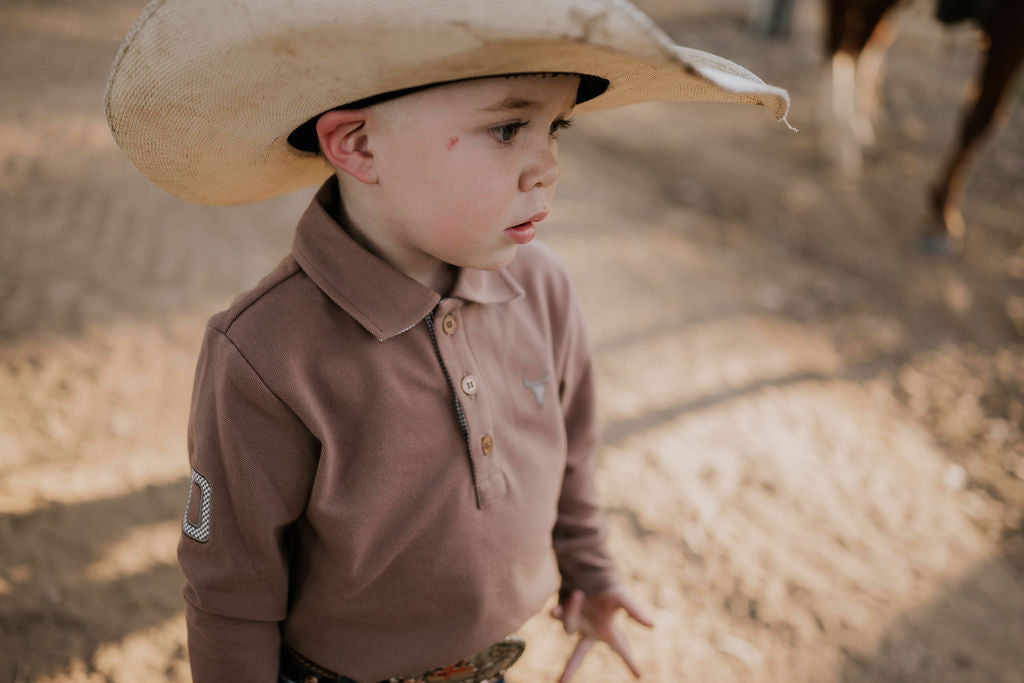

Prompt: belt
[{"left": 280, "top": 635, "right": 525, "bottom": 683}]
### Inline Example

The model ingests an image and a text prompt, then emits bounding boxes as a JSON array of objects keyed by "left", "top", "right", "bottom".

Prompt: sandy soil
[{"left": 2, "top": 0, "right": 1023, "bottom": 681}]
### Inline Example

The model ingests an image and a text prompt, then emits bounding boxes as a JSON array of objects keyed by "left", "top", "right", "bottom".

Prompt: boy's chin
[
  {"left": 477, "top": 250, "right": 521, "bottom": 271},
  {"left": 449, "top": 247, "right": 521, "bottom": 272}
]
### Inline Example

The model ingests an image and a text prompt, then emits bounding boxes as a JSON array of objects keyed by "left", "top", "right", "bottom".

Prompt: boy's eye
[
  {"left": 549, "top": 117, "right": 575, "bottom": 136},
  {"left": 490, "top": 121, "right": 527, "bottom": 144}
]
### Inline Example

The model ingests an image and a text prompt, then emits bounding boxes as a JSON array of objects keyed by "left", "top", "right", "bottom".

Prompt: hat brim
[{"left": 106, "top": 1, "right": 791, "bottom": 205}]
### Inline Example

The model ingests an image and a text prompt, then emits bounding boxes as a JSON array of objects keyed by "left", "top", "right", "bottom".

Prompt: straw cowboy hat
[{"left": 105, "top": 0, "right": 791, "bottom": 206}]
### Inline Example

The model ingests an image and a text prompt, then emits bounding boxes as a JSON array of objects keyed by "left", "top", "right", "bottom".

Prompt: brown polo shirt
[{"left": 178, "top": 179, "right": 619, "bottom": 682}]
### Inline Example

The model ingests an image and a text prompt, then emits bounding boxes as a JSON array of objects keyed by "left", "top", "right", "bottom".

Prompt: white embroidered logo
[
  {"left": 182, "top": 468, "right": 212, "bottom": 543},
  {"left": 523, "top": 373, "right": 549, "bottom": 406}
]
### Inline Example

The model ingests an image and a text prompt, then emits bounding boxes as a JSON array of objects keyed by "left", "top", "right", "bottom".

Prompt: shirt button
[
  {"left": 481, "top": 434, "right": 494, "bottom": 456},
  {"left": 441, "top": 314, "right": 457, "bottom": 335},
  {"left": 460, "top": 375, "right": 478, "bottom": 396}
]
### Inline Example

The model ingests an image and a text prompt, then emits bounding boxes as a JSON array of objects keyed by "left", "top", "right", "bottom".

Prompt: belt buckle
[{"left": 397, "top": 635, "right": 526, "bottom": 683}]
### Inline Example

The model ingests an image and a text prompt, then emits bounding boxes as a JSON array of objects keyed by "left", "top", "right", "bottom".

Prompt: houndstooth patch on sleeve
[{"left": 182, "top": 468, "right": 212, "bottom": 543}]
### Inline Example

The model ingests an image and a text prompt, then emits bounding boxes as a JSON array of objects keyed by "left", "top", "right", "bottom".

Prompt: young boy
[{"left": 105, "top": 2, "right": 789, "bottom": 682}]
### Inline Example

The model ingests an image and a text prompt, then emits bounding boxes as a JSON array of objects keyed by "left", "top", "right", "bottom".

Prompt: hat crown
[{"left": 107, "top": 0, "right": 673, "bottom": 119}]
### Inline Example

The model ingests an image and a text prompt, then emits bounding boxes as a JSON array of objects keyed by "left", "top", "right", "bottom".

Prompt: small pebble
[{"left": 942, "top": 463, "right": 968, "bottom": 492}]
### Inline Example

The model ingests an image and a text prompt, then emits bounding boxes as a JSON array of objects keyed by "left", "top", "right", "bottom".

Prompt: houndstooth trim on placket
[{"left": 424, "top": 309, "right": 480, "bottom": 506}]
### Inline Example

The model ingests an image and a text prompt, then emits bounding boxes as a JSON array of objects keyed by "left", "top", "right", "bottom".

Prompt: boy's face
[{"left": 355, "top": 74, "right": 579, "bottom": 280}]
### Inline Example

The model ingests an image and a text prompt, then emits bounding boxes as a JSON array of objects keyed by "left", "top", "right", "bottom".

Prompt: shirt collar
[
  {"left": 450, "top": 263, "right": 525, "bottom": 305},
  {"left": 292, "top": 178, "right": 524, "bottom": 341}
]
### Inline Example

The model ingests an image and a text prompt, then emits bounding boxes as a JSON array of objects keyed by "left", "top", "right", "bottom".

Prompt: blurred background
[{"left": 1, "top": 0, "right": 1022, "bottom": 680}]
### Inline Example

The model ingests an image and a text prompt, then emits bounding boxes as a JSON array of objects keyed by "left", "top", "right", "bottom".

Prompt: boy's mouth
[
  {"left": 504, "top": 210, "right": 548, "bottom": 245},
  {"left": 504, "top": 223, "right": 536, "bottom": 244}
]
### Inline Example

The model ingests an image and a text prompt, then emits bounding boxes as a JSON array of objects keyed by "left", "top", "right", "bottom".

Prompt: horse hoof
[{"left": 919, "top": 233, "right": 961, "bottom": 256}]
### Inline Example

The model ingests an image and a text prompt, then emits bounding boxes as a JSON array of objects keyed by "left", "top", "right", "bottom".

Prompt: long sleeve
[
  {"left": 179, "top": 326, "right": 318, "bottom": 683},
  {"left": 551, "top": 280, "right": 621, "bottom": 599}
]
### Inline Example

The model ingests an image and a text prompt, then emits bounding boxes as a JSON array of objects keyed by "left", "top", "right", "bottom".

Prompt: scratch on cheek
[{"left": 446, "top": 136, "right": 459, "bottom": 151}]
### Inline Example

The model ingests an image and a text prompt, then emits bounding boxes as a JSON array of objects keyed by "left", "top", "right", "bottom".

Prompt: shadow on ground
[
  {"left": 841, "top": 558, "right": 1024, "bottom": 683},
  {"left": 0, "top": 480, "right": 189, "bottom": 680}
]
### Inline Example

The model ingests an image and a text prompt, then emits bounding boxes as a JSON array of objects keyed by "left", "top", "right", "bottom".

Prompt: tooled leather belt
[{"left": 282, "top": 635, "right": 526, "bottom": 683}]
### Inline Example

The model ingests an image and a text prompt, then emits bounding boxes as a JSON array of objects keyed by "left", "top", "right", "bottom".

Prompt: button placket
[{"left": 433, "top": 303, "right": 502, "bottom": 504}]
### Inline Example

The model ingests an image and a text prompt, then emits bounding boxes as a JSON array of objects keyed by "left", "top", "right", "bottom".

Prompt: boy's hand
[{"left": 550, "top": 585, "right": 654, "bottom": 682}]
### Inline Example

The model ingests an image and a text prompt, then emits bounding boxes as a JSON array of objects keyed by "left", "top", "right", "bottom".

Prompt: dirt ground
[{"left": 2, "top": 0, "right": 1023, "bottom": 681}]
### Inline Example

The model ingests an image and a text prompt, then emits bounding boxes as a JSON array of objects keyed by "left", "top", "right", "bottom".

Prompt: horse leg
[
  {"left": 769, "top": 0, "right": 797, "bottom": 37},
  {"left": 823, "top": 0, "right": 902, "bottom": 175},
  {"left": 824, "top": 0, "right": 864, "bottom": 175},
  {"left": 750, "top": 0, "right": 796, "bottom": 38},
  {"left": 929, "top": 0, "right": 1024, "bottom": 246},
  {"left": 854, "top": 6, "right": 899, "bottom": 144},
  {"left": 829, "top": 50, "right": 865, "bottom": 174}
]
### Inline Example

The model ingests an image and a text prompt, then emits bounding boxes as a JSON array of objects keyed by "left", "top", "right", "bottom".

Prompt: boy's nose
[{"left": 519, "top": 147, "right": 559, "bottom": 192}]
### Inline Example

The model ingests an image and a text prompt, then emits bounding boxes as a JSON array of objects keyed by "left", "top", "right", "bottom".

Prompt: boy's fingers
[
  {"left": 561, "top": 589, "right": 585, "bottom": 634},
  {"left": 604, "top": 626, "right": 642, "bottom": 679},
  {"left": 621, "top": 594, "right": 655, "bottom": 628},
  {"left": 558, "top": 635, "right": 594, "bottom": 683}
]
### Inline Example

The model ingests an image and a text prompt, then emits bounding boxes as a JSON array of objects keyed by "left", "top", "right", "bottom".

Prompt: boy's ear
[{"left": 316, "top": 109, "right": 377, "bottom": 184}]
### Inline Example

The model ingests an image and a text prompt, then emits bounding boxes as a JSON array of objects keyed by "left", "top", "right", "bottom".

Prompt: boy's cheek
[{"left": 431, "top": 225, "right": 489, "bottom": 257}]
